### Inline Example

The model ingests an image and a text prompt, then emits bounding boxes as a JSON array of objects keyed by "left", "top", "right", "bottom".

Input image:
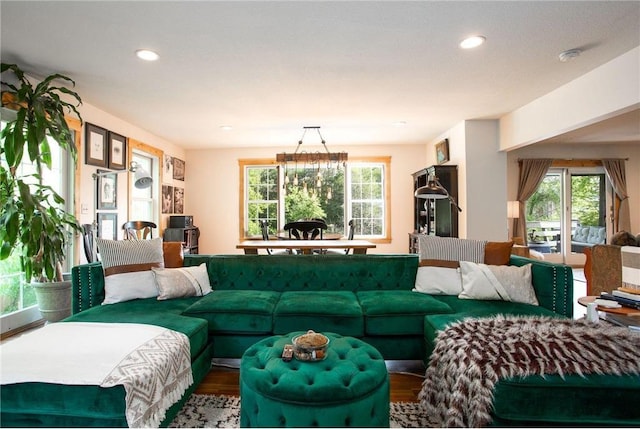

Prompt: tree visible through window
[{"left": 242, "top": 158, "right": 389, "bottom": 240}]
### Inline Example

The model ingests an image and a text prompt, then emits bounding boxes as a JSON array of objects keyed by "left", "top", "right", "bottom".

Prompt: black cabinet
[
  {"left": 411, "top": 165, "right": 458, "bottom": 238},
  {"left": 163, "top": 227, "right": 200, "bottom": 254}
]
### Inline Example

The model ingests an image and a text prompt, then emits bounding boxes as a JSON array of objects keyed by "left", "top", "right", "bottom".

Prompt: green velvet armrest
[
  {"left": 71, "top": 262, "right": 105, "bottom": 314},
  {"left": 509, "top": 255, "right": 573, "bottom": 318}
]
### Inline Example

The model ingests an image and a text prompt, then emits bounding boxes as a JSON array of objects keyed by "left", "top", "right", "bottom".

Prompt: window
[
  {"left": 130, "top": 153, "right": 154, "bottom": 221},
  {"left": 0, "top": 119, "right": 76, "bottom": 333},
  {"left": 526, "top": 166, "right": 607, "bottom": 264},
  {"left": 240, "top": 157, "right": 390, "bottom": 241},
  {"left": 127, "top": 139, "right": 162, "bottom": 232}
]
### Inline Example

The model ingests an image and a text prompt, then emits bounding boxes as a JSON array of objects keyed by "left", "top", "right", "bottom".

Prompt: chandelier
[{"left": 277, "top": 126, "right": 348, "bottom": 199}]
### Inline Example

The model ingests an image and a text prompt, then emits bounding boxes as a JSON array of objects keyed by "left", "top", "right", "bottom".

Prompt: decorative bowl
[{"left": 292, "top": 330, "right": 330, "bottom": 361}]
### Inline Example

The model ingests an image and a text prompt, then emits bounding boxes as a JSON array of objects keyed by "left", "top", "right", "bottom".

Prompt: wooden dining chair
[
  {"left": 283, "top": 219, "right": 327, "bottom": 240},
  {"left": 122, "top": 221, "right": 157, "bottom": 240},
  {"left": 324, "top": 219, "right": 355, "bottom": 255},
  {"left": 259, "top": 220, "right": 289, "bottom": 255}
]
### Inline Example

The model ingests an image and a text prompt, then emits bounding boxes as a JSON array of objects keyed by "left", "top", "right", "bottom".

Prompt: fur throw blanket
[{"left": 419, "top": 315, "right": 640, "bottom": 428}]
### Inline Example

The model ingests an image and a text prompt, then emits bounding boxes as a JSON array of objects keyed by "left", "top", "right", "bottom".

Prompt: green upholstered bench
[{"left": 240, "top": 332, "right": 390, "bottom": 427}]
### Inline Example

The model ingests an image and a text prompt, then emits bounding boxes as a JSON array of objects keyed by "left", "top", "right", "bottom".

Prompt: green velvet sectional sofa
[{"left": 2, "top": 253, "right": 639, "bottom": 427}]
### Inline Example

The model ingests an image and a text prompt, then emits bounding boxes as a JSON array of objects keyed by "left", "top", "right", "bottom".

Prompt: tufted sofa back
[
  {"left": 183, "top": 254, "right": 419, "bottom": 292},
  {"left": 71, "top": 254, "right": 419, "bottom": 313}
]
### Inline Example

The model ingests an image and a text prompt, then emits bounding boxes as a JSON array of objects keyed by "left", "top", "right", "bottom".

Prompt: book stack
[
  {"left": 599, "top": 288, "right": 640, "bottom": 310},
  {"left": 603, "top": 312, "right": 640, "bottom": 332}
]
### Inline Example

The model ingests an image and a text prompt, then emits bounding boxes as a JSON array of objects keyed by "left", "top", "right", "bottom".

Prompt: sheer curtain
[
  {"left": 515, "top": 159, "right": 553, "bottom": 245},
  {"left": 602, "top": 159, "right": 631, "bottom": 233}
]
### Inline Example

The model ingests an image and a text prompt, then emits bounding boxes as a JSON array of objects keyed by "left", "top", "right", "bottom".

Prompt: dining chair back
[
  {"left": 284, "top": 219, "right": 327, "bottom": 240},
  {"left": 259, "top": 220, "right": 289, "bottom": 255},
  {"left": 82, "top": 223, "right": 95, "bottom": 262},
  {"left": 325, "top": 219, "right": 355, "bottom": 255},
  {"left": 122, "top": 221, "right": 157, "bottom": 240}
]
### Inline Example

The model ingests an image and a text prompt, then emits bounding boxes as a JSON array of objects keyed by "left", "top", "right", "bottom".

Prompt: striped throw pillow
[
  {"left": 97, "top": 238, "right": 164, "bottom": 304},
  {"left": 418, "top": 236, "right": 486, "bottom": 267}
]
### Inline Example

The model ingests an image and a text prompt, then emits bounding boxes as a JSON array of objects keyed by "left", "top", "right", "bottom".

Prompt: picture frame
[
  {"left": 85, "top": 123, "right": 108, "bottom": 167},
  {"left": 173, "top": 158, "right": 185, "bottom": 181},
  {"left": 435, "top": 138, "right": 450, "bottom": 165},
  {"left": 96, "top": 169, "right": 117, "bottom": 210},
  {"left": 163, "top": 154, "right": 174, "bottom": 183},
  {"left": 108, "top": 132, "right": 127, "bottom": 170},
  {"left": 162, "top": 185, "right": 174, "bottom": 214},
  {"left": 174, "top": 186, "right": 184, "bottom": 214},
  {"left": 97, "top": 213, "right": 118, "bottom": 240}
]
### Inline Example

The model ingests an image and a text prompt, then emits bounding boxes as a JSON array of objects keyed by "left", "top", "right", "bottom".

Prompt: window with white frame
[
  {"left": 0, "top": 119, "right": 74, "bottom": 332},
  {"left": 129, "top": 152, "right": 155, "bottom": 223},
  {"left": 241, "top": 157, "right": 390, "bottom": 240}
]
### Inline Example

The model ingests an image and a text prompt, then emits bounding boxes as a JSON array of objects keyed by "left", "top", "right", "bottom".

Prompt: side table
[
  {"left": 240, "top": 332, "right": 389, "bottom": 427},
  {"left": 578, "top": 296, "right": 640, "bottom": 316}
]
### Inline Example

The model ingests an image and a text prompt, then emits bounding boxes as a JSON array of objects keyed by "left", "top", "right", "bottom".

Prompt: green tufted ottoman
[{"left": 240, "top": 332, "right": 390, "bottom": 427}]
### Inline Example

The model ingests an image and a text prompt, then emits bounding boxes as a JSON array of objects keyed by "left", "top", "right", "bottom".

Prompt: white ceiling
[{"left": 1, "top": 1, "right": 639, "bottom": 150}]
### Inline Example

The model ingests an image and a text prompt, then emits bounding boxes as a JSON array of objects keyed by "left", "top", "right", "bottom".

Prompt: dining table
[{"left": 237, "top": 239, "right": 376, "bottom": 255}]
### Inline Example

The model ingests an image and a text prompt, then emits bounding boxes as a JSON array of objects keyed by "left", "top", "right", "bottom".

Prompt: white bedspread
[{"left": 0, "top": 322, "right": 192, "bottom": 428}]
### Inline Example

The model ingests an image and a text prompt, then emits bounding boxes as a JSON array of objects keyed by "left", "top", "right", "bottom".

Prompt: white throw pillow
[
  {"left": 97, "top": 238, "right": 164, "bottom": 304},
  {"left": 458, "top": 261, "right": 538, "bottom": 306},
  {"left": 413, "top": 266, "right": 462, "bottom": 295},
  {"left": 152, "top": 263, "right": 212, "bottom": 300}
]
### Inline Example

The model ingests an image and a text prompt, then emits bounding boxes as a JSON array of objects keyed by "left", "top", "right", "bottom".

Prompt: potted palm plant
[{"left": 1, "top": 63, "right": 83, "bottom": 322}]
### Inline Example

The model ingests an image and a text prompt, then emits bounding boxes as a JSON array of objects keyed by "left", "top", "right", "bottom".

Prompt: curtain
[
  {"left": 515, "top": 159, "right": 553, "bottom": 245},
  {"left": 602, "top": 159, "right": 631, "bottom": 233}
]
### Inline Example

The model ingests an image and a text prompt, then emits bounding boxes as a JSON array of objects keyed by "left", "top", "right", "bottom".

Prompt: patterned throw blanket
[
  {"left": 419, "top": 315, "right": 640, "bottom": 428},
  {"left": 1, "top": 322, "right": 192, "bottom": 428}
]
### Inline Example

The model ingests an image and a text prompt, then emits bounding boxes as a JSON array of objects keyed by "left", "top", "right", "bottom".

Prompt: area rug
[{"left": 169, "top": 394, "right": 428, "bottom": 428}]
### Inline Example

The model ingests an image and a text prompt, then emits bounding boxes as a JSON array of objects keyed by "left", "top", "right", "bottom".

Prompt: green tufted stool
[{"left": 240, "top": 332, "right": 389, "bottom": 427}]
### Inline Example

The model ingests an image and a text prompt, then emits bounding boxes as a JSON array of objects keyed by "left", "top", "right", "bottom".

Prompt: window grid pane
[
  {"left": 247, "top": 166, "right": 279, "bottom": 236},
  {"left": 349, "top": 165, "right": 385, "bottom": 237}
]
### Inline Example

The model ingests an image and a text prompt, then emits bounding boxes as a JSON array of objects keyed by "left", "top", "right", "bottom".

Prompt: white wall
[
  {"left": 427, "top": 120, "right": 506, "bottom": 241},
  {"left": 500, "top": 46, "right": 640, "bottom": 150},
  {"left": 185, "top": 143, "right": 426, "bottom": 254},
  {"left": 75, "top": 103, "right": 186, "bottom": 262}
]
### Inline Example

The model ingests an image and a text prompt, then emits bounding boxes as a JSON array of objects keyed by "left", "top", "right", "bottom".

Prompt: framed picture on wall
[
  {"left": 97, "top": 213, "right": 118, "bottom": 240},
  {"left": 173, "top": 158, "right": 185, "bottom": 181},
  {"left": 96, "top": 169, "right": 117, "bottom": 210},
  {"left": 108, "top": 132, "right": 127, "bottom": 170},
  {"left": 85, "top": 123, "right": 108, "bottom": 167},
  {"left": 162, "top": 185, "right": 174, "bottom": 214},
  {"left": 435, "top": 138, "right": 450, "bottom": 165},
  {"left": 163, "top": 154, "right": 174, "bottom": 183},
  {"left": 174, "top": 186, "right": 184, "bottom": 214}
]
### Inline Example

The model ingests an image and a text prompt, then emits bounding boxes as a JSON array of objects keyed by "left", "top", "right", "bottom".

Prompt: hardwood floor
[{"left": 196, "top": 359, "right": 425, "bottom": 403}]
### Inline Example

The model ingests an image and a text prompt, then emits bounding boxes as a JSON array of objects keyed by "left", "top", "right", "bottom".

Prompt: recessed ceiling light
[
  {"left": 135, "top": 49, "right": 159, "bottom": 61},
  {"left": 459, "top": 35, "right": 486, "bottom": 49},
  {"left": 393, "top": 121, "right": 407, "bottom": 127},
  {"left": 220, "top": 125, "right": 233, "bottom": 131}
]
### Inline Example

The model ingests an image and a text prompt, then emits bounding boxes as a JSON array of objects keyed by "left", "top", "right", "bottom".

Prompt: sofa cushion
[
  {"left": 587, "top": 226, "right": 606, "bottom": 244},
  {"left": 97, "top": 238, "right": 164, "bottom": 304},
  {"left": 63, "top": 297, "right": 208, "bottom": 361},
  {"left": 413, "top": 265, "right": 462, "bottom": 295},
  {"left": 458, "top": 262, "right": 538, "bottom": 306},
  {"left": 484, "top": 241, "right": 514, "bottom": 265},
  {"left": 273, "top": 291, "right": 363, "bottom": 336},
  {"left": 423, "top": 303, "right": 561, "bottom": 360},
  {"left": 417, "top": 236, "right": 486, "bottom": 267},
  {"left": 183, "top": 290, "right": 280, "bottom": 334},
  {"left": 357, "top": 290, "right": 453, "bottom": 335},
  {"left": 152, "top": 263, "right": 212, "bottom": 300},
  {"left": 492, "top": 372, "right": 640, "bottom": 425},
  {"left": 162, "top": 241, "right": 185, "bottom": 268}
]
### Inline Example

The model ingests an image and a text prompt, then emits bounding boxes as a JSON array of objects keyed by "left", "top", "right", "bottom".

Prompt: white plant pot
[{"left": 32, "top": 278, "right": 72, "bottom": 323}]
